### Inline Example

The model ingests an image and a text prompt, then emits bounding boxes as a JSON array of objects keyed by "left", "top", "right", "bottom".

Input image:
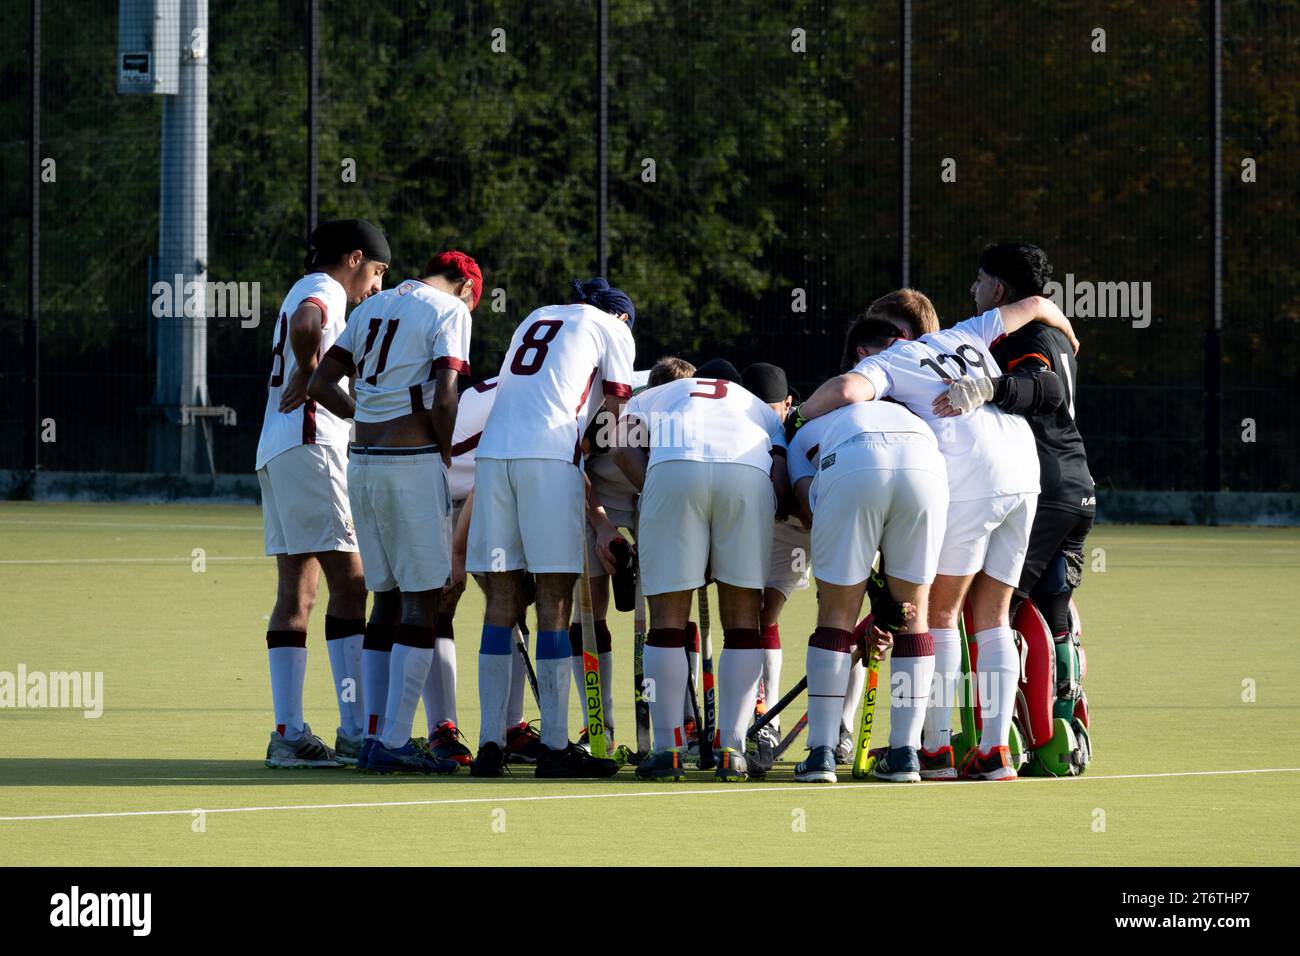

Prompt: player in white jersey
[
  {"left": 256, "top": 219, "right": 389, "bottom": 769},
  {"left": 308, "top": 250, "right": 479, "bottom": 775},
  {"left": 614, "top": 359, "right": 789, "bottom": 782},
  {"left": 794, "top": 292, "right": 1078, "bottom": 780},
  {"left": 466, "top": 278, "right": 636, "bottom": 779},
  {"left": 785, "top": 399, "right": 948, "bottom": 783}
]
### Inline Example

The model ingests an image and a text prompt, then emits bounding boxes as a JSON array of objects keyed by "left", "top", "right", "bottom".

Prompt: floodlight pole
[
  {"left": 596, "top": 0, "right": 608, "bottom": 277},
  {"left": 149, "top": 0, "right": 209, "bottom": 473},
  {"left": 1205, "top": 0, "right": 1223, "bottom": 495},
  {"left": 899, "top": 0, "right": 912, "bottom": 289},
  {"left": 24, "top": 0, "right": 40, "bottom": 495},
  {"left": 307, "top": 0, "right": 319, "bottom": 236}
]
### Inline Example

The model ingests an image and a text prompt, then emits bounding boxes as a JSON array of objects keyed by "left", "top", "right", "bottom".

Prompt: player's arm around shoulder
[
  {"left": 995, "top": 295, "right": 1080, "bottom": 354},
  {"left": 795, "top": 367, "right": 878, "bottom": 427}
]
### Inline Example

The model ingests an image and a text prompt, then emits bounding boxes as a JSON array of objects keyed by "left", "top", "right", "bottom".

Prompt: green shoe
[
  {"left": 714, "top": 747, "right": 748, "bottom": 783},
  {"left": 634, "top": 748, "right": 689, "bottom": 781}
]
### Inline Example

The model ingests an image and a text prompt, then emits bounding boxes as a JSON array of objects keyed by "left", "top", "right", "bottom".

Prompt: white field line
[
  {"left": 1, "top": 767, "right": 1297, "bottom": 824},
  {"left": 0, "top": 556, "right": 264, "bottom": 566}
]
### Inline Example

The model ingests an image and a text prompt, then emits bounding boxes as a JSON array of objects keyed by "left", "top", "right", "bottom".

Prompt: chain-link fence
[{"left": 2, "top": 0, "right": 1297, "bottom": 493}]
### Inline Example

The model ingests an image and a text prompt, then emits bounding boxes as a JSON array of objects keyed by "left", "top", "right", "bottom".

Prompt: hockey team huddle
[{"left": 254, "top": 218, "right": 1096, "bottom": 784}]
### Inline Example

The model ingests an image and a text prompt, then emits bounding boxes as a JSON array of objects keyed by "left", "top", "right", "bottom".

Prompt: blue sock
[
  {"left": 477, "top": 625, "right": 514, "bottom": 747},
  {"left": 536, "top": 630, "right": 572, "bottom": 750}
]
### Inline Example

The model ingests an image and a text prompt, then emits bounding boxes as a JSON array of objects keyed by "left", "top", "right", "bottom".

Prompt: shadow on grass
[{"left": 0, "top": 759, "right": 823, "bottom": 788}]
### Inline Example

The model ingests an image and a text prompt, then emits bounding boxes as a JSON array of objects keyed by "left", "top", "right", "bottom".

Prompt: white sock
[
  {"left": 325, "top": 633, "right": 365, "bottom": 739},
  {"left": 975, "top": 626, "right": 1019, "bottom": 752},
  {"left": 507, "top": 626, "right": 528, "bottom": 727},
  {"left": 380, "top": 642, "right": 434, "bottom": 750},
  {"left": 807, "top": 646, "right": 852, "bottom": 750},
  {"left": 762, "top": 647, "right": 782, "bottom": 705},
  {"left": 717, "top": 645, "right": 763, "bottom": 752},
  {"left": 268, "top": 644, "right": 307, "bottom": 739},
  {"left": 645, "top": 641, "right": 687, "bottom": 751},
  {"left": 421, "top": 638, "right": 458, "bottom": 732},
  {"left": 536, "top": 630, "right": 571, "bottom": 751},
  {"left": 888, "top": 634, "right": 935, "bottom": 750},
  {"left": 477, "top": 625, "right": 514, "bottom": 747},
  {"left": 361, "top": 647, "right": 390, "bottom": 739},
  {"left": 841, "top": 658, "right": 867, "bottom": 732},
  {"left": 923, "top": 628, "right": 961, "bottom": 751}
]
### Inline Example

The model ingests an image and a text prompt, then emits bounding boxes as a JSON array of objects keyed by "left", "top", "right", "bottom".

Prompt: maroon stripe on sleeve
[
  {"left": 324, "top": 343, "right": 356, "bottom": 377},
  {"left": 603, "top": 381, "right": 632, "bottom": 399},
  {"left": 301, "top": 295, "right": 329, "bottom": 328},
  {"left": 434, "top": 356, "right": 472, "bottom": 377}
]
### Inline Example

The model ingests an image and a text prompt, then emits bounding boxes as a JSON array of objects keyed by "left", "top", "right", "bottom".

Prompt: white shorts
[
  {"left": 810, "top": 435, "right": 948, "bottom": 587},
  {"left": 258, "top": 443, "right": 357, "bottom": 556},
  {"left": 347, "top": 446, "right": 452, "bottom": 593},
  {"left": 586, "top": 505, "right": 636, "bottom": 578},
  {"left": 638, "top": 459, "right": 774, "bottom": 595},
  {"left": 767, "top": 516, "right": 812, "bottom": 596},
  {"left": 938, "top": 492, "right": 1038, "bottom": 586},
  {"left": 466, "top": 458, "right": 585, "bottom": 574}
]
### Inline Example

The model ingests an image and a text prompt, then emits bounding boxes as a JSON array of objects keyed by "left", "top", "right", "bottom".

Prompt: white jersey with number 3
[
  {"left": 477, "top": 303, "right": 634, "bottom": 464},
  {"left": 327, "top": 279, "right": 472, "bottom": 424},
  {"left": 850, "top": 307, "right": 1039, "bottom": 501},
  {"left": 255, "top": 272, "right": 350, "bottom": 470},
  {"left": 621, "top": 377, "right": 787, "bottom": 474}
]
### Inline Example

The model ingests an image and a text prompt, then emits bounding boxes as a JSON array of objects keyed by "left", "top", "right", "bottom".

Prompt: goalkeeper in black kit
[{"left": 936, "top": 242, "right": 1094, "bottom": 748}]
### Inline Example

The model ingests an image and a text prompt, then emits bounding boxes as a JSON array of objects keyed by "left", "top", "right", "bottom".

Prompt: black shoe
[
  {"left": 746, "top": 725, "right": 779, "bottom": 779},
  {"left": 536, "top": 742, "right": 620, "bottom": 779},
  {"left": 834, "top": 722, "right": 854, "bottom": 765},
  {"left": 470, "top": 741, "right": 507, "bottom": 778}
]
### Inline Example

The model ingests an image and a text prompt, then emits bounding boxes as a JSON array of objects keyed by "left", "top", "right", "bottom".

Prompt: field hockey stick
[
  {"left": 851, "top": 653, "right": 882, "bottom": 779},
  {"left": 697, "top": 584, "right": 716, "bottom": 769},
  {"left": 514, "top": 612, "right": 541, "bottom": 710},
  {"left": 578, "top": 546, "right": 609, "bottom": 759},
  {"left": 950, "top": 615, "right": 978, "bottom": 764},
  {"left": 772, "top": 712, "right": 808, "bottom": 759},
  {"left": 747, "top": 674, "right": 807, "bottom": 740},
  {"left": 684, "top": 649, "right": 705, "bottom": 749},
  {"left": 632, "top": 572, "right": 651, "bottom": 758}
]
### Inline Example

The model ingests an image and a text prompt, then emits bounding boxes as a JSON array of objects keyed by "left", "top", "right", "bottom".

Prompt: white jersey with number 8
[
  {"left": 850, "top": 308, "right": 1039, "bottom": 502},
  {"left": 326, "top": 278, "right": 472, "bottom": 424},
  {"left": 477, "top": 303, "right": 635, "bottom": 464}
]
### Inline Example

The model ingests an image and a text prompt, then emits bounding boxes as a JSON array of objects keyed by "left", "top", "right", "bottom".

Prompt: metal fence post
[
  {"left": 596, "top": 0, "right": 608, "bottom": 277},
  {"left": 1206, "top": 0, "right": 1223, "bottom": 494},
  {"left": 24, "top": 0, "right": 41, "bottom": 496},
  {"left": 899, "top": 0, "right": 912, "bottom": 289}
]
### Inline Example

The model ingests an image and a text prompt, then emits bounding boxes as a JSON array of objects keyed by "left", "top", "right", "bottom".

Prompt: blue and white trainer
[
  {"left": 794, "top": 745, "right": 837, "bottom": 783},
  {"left": 872, "top": 745, "right": 921, "bottom": 783}
]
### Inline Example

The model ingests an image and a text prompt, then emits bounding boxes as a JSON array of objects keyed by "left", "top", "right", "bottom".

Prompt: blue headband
[{"left": 572, "top": 277, "right": 636, "bottom": 329}]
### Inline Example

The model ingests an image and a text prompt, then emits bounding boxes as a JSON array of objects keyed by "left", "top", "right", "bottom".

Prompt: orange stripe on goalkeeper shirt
[{"left": 1006, "top": 352, "right": 1051, "bottom": 372}]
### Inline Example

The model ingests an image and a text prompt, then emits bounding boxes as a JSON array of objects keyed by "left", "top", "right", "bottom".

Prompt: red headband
[{"left": 426, "top": 250, "right": 483, "bottom": 310}]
